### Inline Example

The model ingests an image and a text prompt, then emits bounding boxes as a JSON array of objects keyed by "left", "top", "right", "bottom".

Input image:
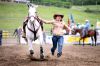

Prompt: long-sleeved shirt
[{"left": 84, "top": 22, "right": 90, "bottom": 29}]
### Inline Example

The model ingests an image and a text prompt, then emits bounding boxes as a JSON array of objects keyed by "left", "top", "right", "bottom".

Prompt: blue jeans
[
  {"left": 82, "top": 28, "right": 88, "bottom": 37},
  {"left": 51, "top": 35, "right": 64, "bottom": 53}
]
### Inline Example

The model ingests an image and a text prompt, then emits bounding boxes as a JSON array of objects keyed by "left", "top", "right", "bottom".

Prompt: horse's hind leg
[
  {"left": 94, "top": 34, "right": 97, "bottom": 46},
  {"left": 91, "top": 37, "right": 94, "bottom": 46},
  {"left": 83, "top": 38, "right": 85, "bottom": 46}
]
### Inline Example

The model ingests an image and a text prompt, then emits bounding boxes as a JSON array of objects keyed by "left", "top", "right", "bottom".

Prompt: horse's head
[
  {"left": 71, "top": 28, "right": 77, "bottom": 35},
  {"left": 72, "top": 28, "right": 81, "bottom": 35},
  {"left": 27, "top": 3, "right": 38, "bottom": 22}
]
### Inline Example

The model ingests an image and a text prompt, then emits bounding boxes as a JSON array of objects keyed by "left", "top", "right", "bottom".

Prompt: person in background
[
  {"left": 40, "top": 14, "right": 71, "bottom": 57},
  {"left": 82, "top": 20, "right": 91, "bottom": 37},
  {"left": 76, "top": 23, "right": 80, "bottom": 29},
  {"left": 13, "top": 26, "right": 22, "bottom": 44},
  {"left": 0, "top": 30, "right": 2, "bottom": 46}
]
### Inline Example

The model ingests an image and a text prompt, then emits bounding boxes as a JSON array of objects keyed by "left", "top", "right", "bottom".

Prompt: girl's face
[{"left": 55, "top": 16, "right": 62, "bottom": 22}]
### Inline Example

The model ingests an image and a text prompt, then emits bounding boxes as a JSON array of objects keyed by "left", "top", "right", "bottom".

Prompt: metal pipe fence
[
  {"left": 0, "top": 29, "right": 51, "bottom": 45},
  {"left": 0, "top": 29, "right": 19, "bottom": 45},
  {"left": 0, "top": 28, "right": 100, "bottom": 45}
]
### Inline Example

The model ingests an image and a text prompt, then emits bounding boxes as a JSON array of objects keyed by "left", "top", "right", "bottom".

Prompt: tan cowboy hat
[{"left": 53, "top": 14, "right": 64, "bottom": 19}]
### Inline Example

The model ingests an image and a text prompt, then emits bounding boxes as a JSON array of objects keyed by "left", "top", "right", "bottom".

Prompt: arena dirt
[{"left": 0, "top": 44, "right": 100, "bottom": 66}]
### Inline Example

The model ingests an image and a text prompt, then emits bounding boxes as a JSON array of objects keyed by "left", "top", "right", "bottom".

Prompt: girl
[{"left": 40, "top": 14, "right": 71, "bottom": 57}]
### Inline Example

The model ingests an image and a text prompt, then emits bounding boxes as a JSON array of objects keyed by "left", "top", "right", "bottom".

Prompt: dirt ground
[{"left": 0, "top": 44, "right": 100, "bottom": 66}]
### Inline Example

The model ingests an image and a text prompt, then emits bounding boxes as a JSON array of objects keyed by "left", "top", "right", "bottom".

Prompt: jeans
[
  {"left": 82, "top": 28, "right": 88, "bottom": 37},
  {"left": 51, "top": 35, "right": 64, "bottom": 53}
]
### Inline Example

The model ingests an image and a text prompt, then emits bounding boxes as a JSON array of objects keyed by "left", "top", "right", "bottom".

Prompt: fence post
[{"left": 0, "top": 30, "right": 2, "bottom": 46}]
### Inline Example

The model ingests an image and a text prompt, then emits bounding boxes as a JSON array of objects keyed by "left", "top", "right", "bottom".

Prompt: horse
[
  {"left": 71, "top": 28, "right": 98, "bottom": 46},
  {"left": 25, "top": 3, "right": 44, "bottom": 59}
]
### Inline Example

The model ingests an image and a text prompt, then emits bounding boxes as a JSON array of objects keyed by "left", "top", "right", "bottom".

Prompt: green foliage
[
  {"left": 31, "top": 0, "right": 72, "bottom": 8},
  {"left": 31, "top": 0, "right": 100, "bottom": 5},
  {"left": 71, "top": 0, "right": 100, "bottom": 5}
]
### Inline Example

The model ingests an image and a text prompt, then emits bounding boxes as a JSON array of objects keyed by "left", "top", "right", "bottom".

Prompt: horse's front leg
[
  {"left": 83, "top": 38, "right": 85, "bottom": 46},
  {"left": 27, "top": 38, "right": 34, "bottom": 56},
  {"left": 39, "top": 34, "right": 44, "bottom": 59}
]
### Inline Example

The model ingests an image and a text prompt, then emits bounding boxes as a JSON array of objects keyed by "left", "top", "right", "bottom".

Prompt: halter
[{"left": 28, "top": 15, "right": 39, "bottom": 21}]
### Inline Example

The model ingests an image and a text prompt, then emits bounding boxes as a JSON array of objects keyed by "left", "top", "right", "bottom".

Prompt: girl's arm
[{"left": 39, "top": 17, "right": 54, "bottom": 24}]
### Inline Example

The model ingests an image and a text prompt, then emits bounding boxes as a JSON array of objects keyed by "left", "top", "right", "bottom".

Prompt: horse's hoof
[
  {"left": 29, "top": 50, "right": 34, "bottom": 60},
  {"left": 40, "top": 55, "right": 44, "bottom": 59},
  {"left": 40, "top": 54, "right": 44, "bottom": 59},
  {"left": 30, "top": 50, "right": 34, "bottom": 55}
]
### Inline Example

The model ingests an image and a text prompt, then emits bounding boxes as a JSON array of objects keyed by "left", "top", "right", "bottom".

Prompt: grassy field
[{"left": 0, "top": 2, "right": 100, "bottom": 30}]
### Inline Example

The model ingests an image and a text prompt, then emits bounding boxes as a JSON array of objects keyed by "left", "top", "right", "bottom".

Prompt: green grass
[
  {"left": 0, "top": 2, "right": 100, "bottom": 30},
  {"left": 0, "top": 2, "right": 27, "bottom": 30}
]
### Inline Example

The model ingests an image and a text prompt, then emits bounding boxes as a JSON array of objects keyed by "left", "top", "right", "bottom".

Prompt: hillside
[{"left": 0, "top": 2, "right": 100, "bottom": 30}]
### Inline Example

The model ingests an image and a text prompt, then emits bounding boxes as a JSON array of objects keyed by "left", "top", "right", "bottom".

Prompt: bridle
[
  {"left": 27, "top": 13, "right": 43, "bottom": 40},
  {"left": 27, "top": 11, "right": 40, "bottom": 21},
  {"left": 28, "top": 16, "right": 39, "bottom": 22}
]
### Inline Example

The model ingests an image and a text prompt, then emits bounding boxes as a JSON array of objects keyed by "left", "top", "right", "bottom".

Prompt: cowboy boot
[
  {"left": 57, "top": 52, "right": 62, "bottom": 57},
  {"left": 22, "top": 32, "right": 26, "bottom": 38},
  {"left": 22, "top": 21, "right": 27, "bottom": 38}
]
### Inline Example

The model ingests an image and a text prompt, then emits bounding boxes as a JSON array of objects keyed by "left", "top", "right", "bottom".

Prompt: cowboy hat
[{"left": 53, "top": 14, "right": 64, "bottom": 19}]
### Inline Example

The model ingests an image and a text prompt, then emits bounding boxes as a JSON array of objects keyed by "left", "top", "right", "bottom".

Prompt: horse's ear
[
  {"left": 27, "top": 3, "right": 30, "bottom": 7},
  {"left": 27, "top": 3, "right": 31, "bottom": 8}
]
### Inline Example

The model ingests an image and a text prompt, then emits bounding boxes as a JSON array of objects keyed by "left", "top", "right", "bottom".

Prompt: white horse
[{"left": 25, "top": 3, "right": 44, "bottom": 59}]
